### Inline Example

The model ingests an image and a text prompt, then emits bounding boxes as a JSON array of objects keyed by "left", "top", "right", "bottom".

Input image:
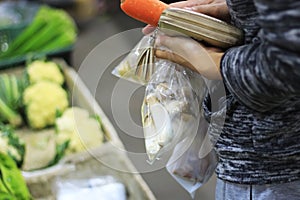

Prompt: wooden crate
[{"left": 1, "top": 59, "right": 156, "bottom": 200}]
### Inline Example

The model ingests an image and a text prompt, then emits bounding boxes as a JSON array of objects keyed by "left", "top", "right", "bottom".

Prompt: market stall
[{"left": 0, "top": 1, "right": 156, "bottom": 199}]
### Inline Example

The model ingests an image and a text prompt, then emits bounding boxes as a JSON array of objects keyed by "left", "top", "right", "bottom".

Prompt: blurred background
[{"left": 0, "top": 0, "right": 216, "bottom": 199}]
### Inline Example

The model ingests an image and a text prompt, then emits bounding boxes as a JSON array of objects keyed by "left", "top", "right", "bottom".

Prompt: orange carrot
[{"left": 120, "top": 0, "right": 169, "bottom": 26}]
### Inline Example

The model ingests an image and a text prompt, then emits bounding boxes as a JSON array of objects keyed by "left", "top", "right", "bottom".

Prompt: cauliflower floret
[
  {"left": 55, "top": 107, "right": 104, "bottom": 154},
  {"left": 27, "top": 60, "right": 64, "bottom": 85},
  {"left": 23, "top": 81, "right": 69, "bottom": 129},
  {"left": 0, "top": 125, "right": 25, "bottom": 167},
  {"left": 0, "top": 137, "right": 20, "bottom": 163}
]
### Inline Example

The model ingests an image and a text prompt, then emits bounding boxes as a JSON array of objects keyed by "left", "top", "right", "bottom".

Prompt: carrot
[{"left": 120, "top": 0, "right": 169, "bottom": 26}]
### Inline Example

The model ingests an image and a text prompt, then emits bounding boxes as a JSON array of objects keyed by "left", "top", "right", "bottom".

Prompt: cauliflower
[
  {"left": 0, "top": 124, "right": 25, "bottom": 168},
  {"left": 55, "top": 107, "right": 104, "bottom": 154},
  {"left": 23, "top": 81, "right": 69, "bottom": 129},
  {"left": 17, "top": 128, "right": 57, "bottom": 171},
  {"left": 27, "top": 60, "right": 64, "bottom": 85}
]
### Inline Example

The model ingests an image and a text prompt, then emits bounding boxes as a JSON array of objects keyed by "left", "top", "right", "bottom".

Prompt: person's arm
[{"left": 221, "top": 0, "right": 300, "bottom": 112}]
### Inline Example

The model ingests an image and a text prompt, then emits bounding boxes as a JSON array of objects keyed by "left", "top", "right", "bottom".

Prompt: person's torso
[{"left": 206, "top": 0, "right": 300, "bottom": 184}]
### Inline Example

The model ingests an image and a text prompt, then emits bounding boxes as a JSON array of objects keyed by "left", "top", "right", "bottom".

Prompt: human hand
[
  {"left": 155, "top": 34, "right": 224, "bottom": 80},
  {"left": 170, "top": 0, "right": 230, "bottom": 21},
  {"left": 142, "top": 0, "right": 230, "bottom": 35}
]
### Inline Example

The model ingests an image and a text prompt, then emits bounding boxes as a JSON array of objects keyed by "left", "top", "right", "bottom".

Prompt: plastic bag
[
  {"left": 141, "top": 59, "right": 206, "bottom": 163},
  {"left": 111, "top": 32, "right": 156, "bottom": 85},
  {"left": 54, "top": 176, "right": 126, "bottom": 200},
  {"left": 166, "top": 117, "right": 218, "bottom": 198}
]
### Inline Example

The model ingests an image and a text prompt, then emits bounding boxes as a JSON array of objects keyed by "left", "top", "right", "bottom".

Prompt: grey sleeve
[{"left": 221, "top": 0, "right": 300, "bottom": 112}]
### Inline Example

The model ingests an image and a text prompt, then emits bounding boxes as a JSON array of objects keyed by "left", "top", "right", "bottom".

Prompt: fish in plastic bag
[
  {"left": 141, "top": 59, "right": 206, "bottom": 163},
  {"left": 166, "top": 116, "right": 218, "bottom": 198}
]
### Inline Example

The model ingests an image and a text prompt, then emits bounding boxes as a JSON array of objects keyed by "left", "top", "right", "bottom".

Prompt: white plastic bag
[
  {"left": 54, "top": 176, "right": 126, "bottom": 200},
  {"left": 141, "top": 59, "right": 206, "bottom": 163},
  {"left": 166, "top": 117, "right": 218, "bottom": 198}
]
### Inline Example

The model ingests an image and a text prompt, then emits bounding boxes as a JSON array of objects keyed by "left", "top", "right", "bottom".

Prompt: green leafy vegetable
[
  {"left": 0, "top": 6, "right": 77, "bottom": 59},
  {"left": 0, "top": 153, "right": 32, "bottom": 200},
  {"left": 0, "top": 74, "right": 25, "bottom": 127}
]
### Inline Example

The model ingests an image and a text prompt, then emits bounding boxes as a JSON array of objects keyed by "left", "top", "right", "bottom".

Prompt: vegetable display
[
  {"left": 0, "top": 59, "right": 105, "bottom": 172},
  {"left": 120, "top": 0, "right": 169, "bottom": 26}
]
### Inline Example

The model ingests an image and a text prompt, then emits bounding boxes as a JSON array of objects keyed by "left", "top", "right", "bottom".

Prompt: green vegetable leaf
[
  {"left": 0, "top": 153, "right": 31, "bottom": 200},
  {"left": 0, "top": 178, "right": 9, "bottom": 194},
  {"left": 0, "top": 192, "right": 17, "bottom": 200},
  {"left": 0, "top": 6, "right": 77, "bottom": 59},
  {"left": 0, "top": 74, "right": 24, "bottom": 127},
  {"left": 47, "top": 140, "right": 70, "bottom": 167},
  {"left": 55, "top": 109, "right": 63, "bottom": 119}
]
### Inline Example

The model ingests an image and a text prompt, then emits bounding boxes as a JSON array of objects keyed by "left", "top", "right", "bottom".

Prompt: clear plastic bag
[
  {"left": 111, "top": 32, "right": 156, "bottom": 85},
  {"left": 141, "top": 59, "right": 206, "bottom": 163},
  {"left": 166, "top": 117, "right": 218, "bottom": 198}
]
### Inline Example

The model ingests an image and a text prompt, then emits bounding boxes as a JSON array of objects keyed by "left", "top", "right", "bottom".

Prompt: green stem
[
  {"left": 0, "top": 98, "right": 22, "bottom": 127},
  {"left": 0, "top": 21, "right": 47, "bottom": 58},
  {"left": 12, "top": 23, "right": 60, "bottom": 55},
  {"left": 42, "top": 31, "right": 76, "bottom": 52}
]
